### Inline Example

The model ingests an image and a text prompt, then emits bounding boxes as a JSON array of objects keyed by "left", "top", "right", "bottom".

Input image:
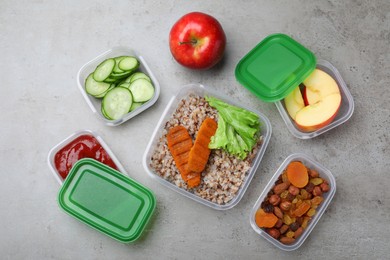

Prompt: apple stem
[{"left": 179, "top": 39, "right": 197, "bottom": 45}]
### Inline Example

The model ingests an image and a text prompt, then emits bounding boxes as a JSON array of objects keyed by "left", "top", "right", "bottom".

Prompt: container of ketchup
[{"left": 48, "top": 130, "right": 127, "bottom": 184}]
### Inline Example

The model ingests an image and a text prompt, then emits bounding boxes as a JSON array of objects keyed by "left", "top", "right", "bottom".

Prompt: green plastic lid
[
  {"left": 235, "top": 33, "right": 316, "bottom": 102},
  {"left": 58, "top": 158, "right": 156, "bottom": 243}
]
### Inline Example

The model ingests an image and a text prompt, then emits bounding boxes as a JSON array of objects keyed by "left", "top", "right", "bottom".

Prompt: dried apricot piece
[
  {"left": 287, "top": 161, "right": 309, "bottom": 188},
  {"left": 255, "top": 209, "right": 278, "bottom": 228}
]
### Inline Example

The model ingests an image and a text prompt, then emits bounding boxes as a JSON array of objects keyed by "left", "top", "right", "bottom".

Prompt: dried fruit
[
  {"left": 280, "top": 201, "right": 292, "bottom": 211},
  {"left": 280, "top": 236, "right": 295, "bottom": 244},
  {"left": 255, "top": 209, "right": 278, "bottom": 228},
  {"left": 275, "top": 219, "right": 283, "bottom": 228},
  {"left": 273, "top": 182, "right": 289, "bottom": 195},
  {"left": 286, "top": 231, "right": 295, "bottom": 238},
  {"left": 310, "top": 177, "right": 323, "bottom": 186},
  {"left": 311, "top": 196, "right": 323, "bottom": 205},
  {"left": 286, "top": 161, "right": 309, "bottom": 188},
  {"left": 313, "top": 186, "right": 322, "bottom": 196},
  {"left": 320, "top": 182, "right": 330, "bottom": 192},
  {"left": 289, "top": 222, "right": 299, "bottom": 232},
  {"left": 283, "top": 214, "right": 294, "bottom": 225},
  {"left": 301, "top": 216, "right": 311, "bottom": 229},
  {"left": 307, "top": 208, "right": 316, "bottom": 217},
  {"left": 274, "top": 206, "right": 284, "bottom": 219},
  {"left": 294, "top": 227, "right": 303, "bottom": 238},
  {"left": 263, "top": 202, "right": 274, "bottom": 213},
  {"left": 268, "top": 228, "right": 281, "bottom": 239},
  {"left": 309, "top": 169, "right": 319, "bottom": 178},
  {"left": 257, "top": 161, "right": 331, "bottom": 245},
  {"left": 280, "top": 190, "right": 289, "bottom": 199},
  {"left": 288, "top": 185, "right": 300, "bottom": 196},
  {"left": 304, "top": 182, "right": 315, "bottom": 193},
  {"left": 280, "top": 224, "right": 289, "bottom": 234},
  {"left": 269, "top": 194, "right": 281, "bottom": 206},
  {"left": 293, "top": 201, "right": 311, "bottom": 217}
]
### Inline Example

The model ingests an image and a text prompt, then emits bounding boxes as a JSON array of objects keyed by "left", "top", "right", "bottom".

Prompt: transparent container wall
[
  {"left": 77, "top": 47, "right": 160, "bottom": 126},
  {"left": 142, "top": 83, "right": 272, "bottom": 210},
  {"left": 250, "top": 153, "right": 336, "bottom": 251},
  {"left": 275, "top": 60, "right": 354, "bottom": 139},
  {"left": 47, "top": 129, "right": 127, "bottom": 185}
]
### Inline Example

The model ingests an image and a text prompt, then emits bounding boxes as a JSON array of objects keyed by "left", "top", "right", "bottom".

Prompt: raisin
[{"left": 289, "top": 222, "right": 299, "bottom": 232}]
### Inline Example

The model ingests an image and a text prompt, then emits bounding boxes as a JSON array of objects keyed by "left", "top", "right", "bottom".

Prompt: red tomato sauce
[{"left": 54, "top": 134, "right": 118, "bottom": 179}]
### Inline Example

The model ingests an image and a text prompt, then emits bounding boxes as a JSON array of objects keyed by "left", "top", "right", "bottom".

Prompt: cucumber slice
[
  {"left": 101, "top": 103, "right": 111, "bottom": 119},
  {"left": 130, "top": 102, "right": 144, "bottom": 112},
  {"left": 110, "top": 71, "right": 132, "bottom": 79},
  {"left": 85, "top": 73, "right": 111, "bottom": 97},
  {"left": 129, "top": 78, "right": 154, "bottom": 102},
  {"left": 95, "top": 84, "right": 115, "bottom": 98},
  {"left": 93, "top": 58, "right": 115, "bottom": 82},
  {"left": 103, "top": 77, "right": 118, "bottom": 83},
  {"left": 113, "top": 56, "right": 125, "bottom": 73},
  {"left": 119, "top": 56, "right": 139, "bottom": 71},
  {"left": 102, "top": 87, "right": 133, "bottom": 120},
  {"left": 129, "top": 72, "right": 151, "bottom": 83},
  {"left": 118, "top": 82, "right": 131, "bottom": 89}
]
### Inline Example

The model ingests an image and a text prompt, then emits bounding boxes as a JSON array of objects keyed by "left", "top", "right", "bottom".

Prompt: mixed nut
[{"left": 255, "top": 161, "right": 330, "bottom": 245}]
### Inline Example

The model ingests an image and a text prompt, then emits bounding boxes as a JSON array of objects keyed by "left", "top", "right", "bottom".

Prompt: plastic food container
[
  {"left": 250, "top": 153, "right": 336, "bottom": 251},
  {"left": 143, "top": 83, "right": 272, "bottom": 210},
  {"left": 47, "top": 129, "right": 127, "bottom": 185},
  {"left": 235, "top": 34, "right": 354, "bottom": 139},
  {"left": 77, "top": 46, "right": 160, "bottom": 126},
  {"left": 58, "top": 158, "right": 156, "bottom": 243}
]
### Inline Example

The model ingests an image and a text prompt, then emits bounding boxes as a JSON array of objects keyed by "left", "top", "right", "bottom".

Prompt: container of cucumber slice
[{"left": 77, "top": 47, "right": 160, "bottom": 126}]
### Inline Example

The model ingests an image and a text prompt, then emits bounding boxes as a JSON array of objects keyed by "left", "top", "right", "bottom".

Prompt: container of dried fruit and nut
[
  {"left": 143, "top": 83, "right": 272, "bottom": 210},
  {"left": 250, "top": 153, "right": 336, "bottom": 251}
]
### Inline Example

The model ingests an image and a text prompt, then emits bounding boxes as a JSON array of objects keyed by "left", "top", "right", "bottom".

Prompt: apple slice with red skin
[
  {"left": 295, "top": 93, "right": 341, "bottom": 132},
  {"left": 303, "top": 69, "right": 340, "bottom": 106},
  {"left": 284, "top": 69, "right": 342, "bottom": 132}
]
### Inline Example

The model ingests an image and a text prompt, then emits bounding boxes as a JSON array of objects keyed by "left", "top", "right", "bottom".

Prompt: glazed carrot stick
[
  {"left": 167, "top": 126, "right": 193, "bottom": 181},
  {"left": 187, "top": 118, "right": 218, "bottom": 188}
]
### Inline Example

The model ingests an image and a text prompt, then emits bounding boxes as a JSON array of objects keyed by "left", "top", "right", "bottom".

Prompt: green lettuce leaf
[{"left": 206, "top": 96, "right": 260, "bottom": 159}]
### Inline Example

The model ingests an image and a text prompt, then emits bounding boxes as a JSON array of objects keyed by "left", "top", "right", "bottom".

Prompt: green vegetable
[{"left": 206, "top": 96, "right": 260, "bottom": 159}]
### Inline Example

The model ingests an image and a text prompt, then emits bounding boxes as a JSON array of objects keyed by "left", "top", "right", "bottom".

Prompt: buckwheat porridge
[{"left": 150, "top": 93, "right": 263, "bottom": 205}]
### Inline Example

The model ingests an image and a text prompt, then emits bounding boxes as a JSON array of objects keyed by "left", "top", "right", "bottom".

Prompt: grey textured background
[{"left": 1, "top": 0, "right": 389, "bottom": 259}]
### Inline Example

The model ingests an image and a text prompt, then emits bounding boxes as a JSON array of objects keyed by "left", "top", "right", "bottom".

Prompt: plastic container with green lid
[
  {"left": 58, "top": 158, "right": 156, "bottom": 243},
  {"left": 235, "top": 34, "right": 354, "bottom": 139},
  {"left": 236, "top": 33, "right": 316, "bottom": 102}
]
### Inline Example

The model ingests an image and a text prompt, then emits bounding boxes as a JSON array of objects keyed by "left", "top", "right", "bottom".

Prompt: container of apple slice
[{"left": 235, "top": 33, "right": 354, "bottom": 139}]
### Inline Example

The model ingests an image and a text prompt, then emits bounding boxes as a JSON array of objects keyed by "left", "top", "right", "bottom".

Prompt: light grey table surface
[{"left": 1, "top": 1, "right": 389, "bottom": 259}]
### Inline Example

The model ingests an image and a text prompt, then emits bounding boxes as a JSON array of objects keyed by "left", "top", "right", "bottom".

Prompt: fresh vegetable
[
  {"left": 167, "top": 125, "right": 193, "bottom": 182},
  {"left": 187, "top": 118, "right": 218, "bottom": 188},
  {"left": 102, "top": 87, "right": 133, "bottom": 120},
  {"left": 85, "top": 55, "right": 154, "bottom": 120},
  {"left": 205, "top": 96, "right": 260, "bottom": 159}
]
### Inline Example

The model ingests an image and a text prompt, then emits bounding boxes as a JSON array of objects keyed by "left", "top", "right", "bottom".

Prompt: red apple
[{"left": 169, "top": 12, "right": 226, "bottom": 70}]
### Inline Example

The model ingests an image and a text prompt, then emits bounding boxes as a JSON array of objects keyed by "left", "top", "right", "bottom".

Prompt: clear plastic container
[
  {"left": 142, "top": 83, "right": 272, "bottom": 210},
  {"left": 275, "top": 60, "right": 354, "bottom": 139},
  {"left": 77, "top": 46, "right": 160, "bottom": 126},
  {"left": 47, "top": 129, "right": 127, "bottom": 185},
  {"left": 250, "top": 153, "right": 336, "bottom": 251}
]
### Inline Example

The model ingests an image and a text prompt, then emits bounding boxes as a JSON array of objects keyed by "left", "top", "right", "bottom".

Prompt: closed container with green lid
[
  {"left": 58, "top": 158, "right": 156, "bottom": 243},
  {"left": 235, "top": 33, "right": 316, "bottom": 102}
]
